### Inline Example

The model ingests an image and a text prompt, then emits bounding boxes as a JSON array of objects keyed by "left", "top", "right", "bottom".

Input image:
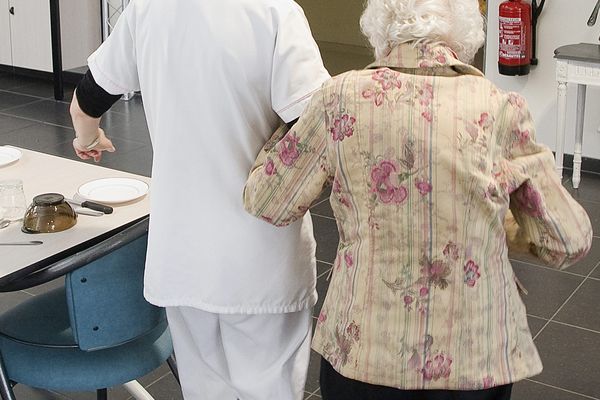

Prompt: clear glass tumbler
[{"left": 0, "top": 179, "right": 27, "bottom": 221}]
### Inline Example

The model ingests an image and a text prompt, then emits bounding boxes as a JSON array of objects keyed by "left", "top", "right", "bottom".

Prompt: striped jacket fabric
[{"left": 244, "top": 43, "right": 593, "bottom": 390}]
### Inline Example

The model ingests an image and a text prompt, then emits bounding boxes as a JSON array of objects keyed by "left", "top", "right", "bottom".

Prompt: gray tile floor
[{"left": 1, "top": 69, "right": 600, "bottom": 400}]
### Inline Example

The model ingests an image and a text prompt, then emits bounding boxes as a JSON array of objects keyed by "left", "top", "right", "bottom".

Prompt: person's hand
[{"left": 73, "top": 128, "right": 116, "bottom": 162}]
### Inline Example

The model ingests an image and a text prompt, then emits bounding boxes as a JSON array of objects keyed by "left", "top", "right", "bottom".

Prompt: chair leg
[
  {"left": 0, "top": 353, "right": 16, "bottom": 400},
  {"left": 167, "top": 354, "right": 180, "bottom": 385},
  {"left": 96, "top": 388, "right": 107, "bottom": 400},
  {"left": 123, "top": 381, "right": 154, "bottom": 400}
]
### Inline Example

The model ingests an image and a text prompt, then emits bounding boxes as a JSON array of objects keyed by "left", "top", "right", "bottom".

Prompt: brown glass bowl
[{"left": 22, "top": 193, "right": 77, "bottom": 234}]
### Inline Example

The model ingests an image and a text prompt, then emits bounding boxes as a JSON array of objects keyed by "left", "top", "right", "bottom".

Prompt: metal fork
[{"left": 0, "top": 241, "right": 43, "bottom": 246}]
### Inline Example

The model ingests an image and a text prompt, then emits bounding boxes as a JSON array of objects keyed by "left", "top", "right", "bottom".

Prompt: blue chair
[{"left": 0, "top": 219, "right": 178, "bottom": 400}]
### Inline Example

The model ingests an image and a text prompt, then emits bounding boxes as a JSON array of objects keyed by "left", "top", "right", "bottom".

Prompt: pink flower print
[
  {"left": 514, "top": 129, "right": 530, "bottom": 146},
  {"left": 419, "top": 287, "right": 429, "bottom": 297},
  {"left": 370, "top": 159, "right": 393, "bottom": 184},
  {"left": 344, "top": 251, "right": 354, "bottom": 268},
  {"left": 443, "top": 242, "right": 460, "bottom": 261},
  {"left": 330, "top": 114, "right": 356, "bottom": 142},
  {"left": 277, "top": 132, "right": 300, "bottom": 166},
  {"left": 483, "top": 376, "right": 495, "bottom": 389},
  {"left": 346, "top": 321, "right": 360, "bottom": 341},
  {"left": 513, "top": 184, "right": 544, "bottom": 218},
  {"left": 464, "top": 260, "right": 481, "bottom": 287},
  {"left": 418, "top": 83, "right": 434, "bottom": 106},
  {"left": 318, "top": 311, "right": 327, "bottom": 323},
  {"left": 478, "top": 112, "right": 494, "bottom": 131},
  {"left": 261, "top": 216, "right": 274, "bottom": 224},
  {"left": 428, "top": 260, "right": 450, "bottom": 282},
  {"left": 420, "top": 257, "right": 451, "bottom": 289},
  {"left": 376, "top": 185, "right": 401, "bottom": 204},
  {"left": 415, "top": 179, "right": 432, "bottom": 196},
  {"left": 332, "top": 177, "right": 342, "bottom": 193},
  {"left": 408, "top": 350, "right": 422, "bottom": 370},
  {"left": 404, "top": 295, "right": 414, "bottom": 308},
  {"left": 372, "top": 69, "right": 402, "bottom": 91},
  {"left": 465, "top": 122, "right": 479, "bottom": 141},
  {"left": 435, "top": 53, "right": 447, "bottom": 64},
  {"left": 264, "top": 158, "right": 277, "bottom": 176},
  {"left": 387, "top": 185, "right": 408, "bottom": 205},
  {"left": 508, "top": 92, "right": 525, "bottom": 108},
  {"left": 339, "top": 196, "right": 351, "bottom": 208},
  {"left": 421, "top": 110, "right": 433, "bottom": 123},
  {"left": 421, "top": 352, "right": 453, "bottom": 381},
  {"left": 371, "top": 160, "right": 408, "bottom": 205},
  {"left": 485, "top": 183, "right": 499, "bottom": 200},
  {"left": 362, "top": 88, "right": 385, "bottom": 106}
]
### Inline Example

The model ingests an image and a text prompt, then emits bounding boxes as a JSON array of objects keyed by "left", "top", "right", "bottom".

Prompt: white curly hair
[{"left": 359, "top": 0, "right": 485, "bottom": 63}]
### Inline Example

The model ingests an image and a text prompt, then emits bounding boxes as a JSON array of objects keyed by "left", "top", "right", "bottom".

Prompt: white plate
[
  {"left": 77, "top": 178, "right": 149, "bottom": 204},
  {"left": 0, "top": 147, "right": 22, "bottom": 167}
]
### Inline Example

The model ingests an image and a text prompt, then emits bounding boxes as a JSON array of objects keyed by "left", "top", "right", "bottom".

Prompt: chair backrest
[{"left": 64, "top": 233, "right": 166, "bottom": 351}]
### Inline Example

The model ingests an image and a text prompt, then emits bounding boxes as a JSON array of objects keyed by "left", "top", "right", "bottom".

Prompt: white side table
[{"left": 555, "top": 43, "right": 600, "bottom": 189}]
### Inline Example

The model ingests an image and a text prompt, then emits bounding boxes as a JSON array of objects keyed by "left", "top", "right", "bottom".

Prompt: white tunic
[{"left": 88, "top": 0, "right": 330, "bottom": 313}]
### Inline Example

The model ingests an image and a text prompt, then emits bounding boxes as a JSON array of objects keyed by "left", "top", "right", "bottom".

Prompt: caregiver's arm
[{"left": 244, "top": 91, "right": 333, "bottom": 227}]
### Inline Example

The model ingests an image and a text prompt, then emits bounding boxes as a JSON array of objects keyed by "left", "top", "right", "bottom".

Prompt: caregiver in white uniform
[{"left": 68, "top": 0, "right": 330, "bottom": 399}]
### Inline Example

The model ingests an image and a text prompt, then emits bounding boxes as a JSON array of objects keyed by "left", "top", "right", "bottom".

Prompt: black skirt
[{"left": 320, "top": 357, "right": 513, "bottom": 400}]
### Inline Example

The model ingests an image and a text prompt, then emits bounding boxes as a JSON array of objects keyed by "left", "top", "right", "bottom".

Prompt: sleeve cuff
[
  {"left": 88, "top": 57, "right": 130, "bottom": 96},
  {"left": 276, "top": 86, "right": 323, "bottom": 123}
]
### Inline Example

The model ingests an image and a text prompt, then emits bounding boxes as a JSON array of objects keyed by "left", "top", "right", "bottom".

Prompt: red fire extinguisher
[{"left": 498, "top": 0, "right": 545, "bottom": 76}]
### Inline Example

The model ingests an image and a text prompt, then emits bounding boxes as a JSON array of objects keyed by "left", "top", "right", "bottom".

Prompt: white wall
[
  {"left": 60, "top": 0, "right": 101, "bottom": 70},
  {"left": 485, "top": 0, "right": 600, "bottom": 159}
]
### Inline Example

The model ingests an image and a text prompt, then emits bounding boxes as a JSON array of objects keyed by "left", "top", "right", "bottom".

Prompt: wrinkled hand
[{"left": 73, "top": 128, "right": 116, "bottom": 162}]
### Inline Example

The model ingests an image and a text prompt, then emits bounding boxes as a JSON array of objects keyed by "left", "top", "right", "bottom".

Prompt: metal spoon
[
  {"left": 0, "top": 241, "right": 43, "bottom": 246},
  {"left": 0, "top": 218, "right": 21, "bottom": 229},
  {"left": 588, "top": 0, "right": 600, "bottom": 26}
]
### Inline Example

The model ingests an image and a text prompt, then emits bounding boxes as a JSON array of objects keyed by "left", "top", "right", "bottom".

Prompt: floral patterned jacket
[{"left": 243, "top": 43, "right": 593, "bottom": 390}]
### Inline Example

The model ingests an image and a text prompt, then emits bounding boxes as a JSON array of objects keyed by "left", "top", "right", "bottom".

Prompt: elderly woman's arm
[
  {"left": 243, "top": 91, "right": 333, "bottom": 226},
  {"left": 500, "top": 93, "right": 593, "bottom": 269}
]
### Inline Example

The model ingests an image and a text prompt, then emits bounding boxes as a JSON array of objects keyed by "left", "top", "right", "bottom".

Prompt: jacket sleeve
[
  {"left": 499, "top": 93, "right": 593, "bottom": 269},
  {"left": 243, "top": 90, "right": 333, "bottom": 227}
]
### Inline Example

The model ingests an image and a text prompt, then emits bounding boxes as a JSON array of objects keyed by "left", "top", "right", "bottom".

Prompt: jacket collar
[{"left": 367, "top": 43, "right": 484, "bottom": 77}]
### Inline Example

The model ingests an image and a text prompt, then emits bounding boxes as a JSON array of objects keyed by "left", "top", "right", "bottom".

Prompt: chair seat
[{"left": 0, "top": 287, "right": 173, "bottom": 392}]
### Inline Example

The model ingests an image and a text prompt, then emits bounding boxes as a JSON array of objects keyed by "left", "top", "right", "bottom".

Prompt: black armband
[{"left": 75, "top": 70, "right": 122, "bottom": 118}]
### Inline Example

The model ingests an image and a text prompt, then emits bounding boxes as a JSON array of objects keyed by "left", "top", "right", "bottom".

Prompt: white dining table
[{"left": 0, "top": 146, "right": 151, "bottom": 289}]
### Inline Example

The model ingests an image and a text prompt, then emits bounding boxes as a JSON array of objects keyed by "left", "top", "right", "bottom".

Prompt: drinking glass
[{"left": 0, "top": 179, "right": 27, "bottom": 221}]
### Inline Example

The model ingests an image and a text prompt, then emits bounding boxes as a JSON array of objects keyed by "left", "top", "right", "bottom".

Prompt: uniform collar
[{"left": 367, "top": 43, "right": 484, "bottom": 77}]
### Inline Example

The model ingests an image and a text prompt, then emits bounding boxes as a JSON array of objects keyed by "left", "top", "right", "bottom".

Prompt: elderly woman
[{"left": 244, "top": 0, "right": 592, "bottom": 398}]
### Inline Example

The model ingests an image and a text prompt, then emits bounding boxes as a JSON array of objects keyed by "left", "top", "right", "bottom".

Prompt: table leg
[
  {"left": 0, "top": 352, "right": 15, "bottom": 400},
  {"left": 49, "top": 0, "right": 64, "bottom": 101},
  {"left": 573, "top": 84, "right": 587, "bottom": 189},
  {"left": 555, "top": 80, "right": 568, "bottom": 180}
]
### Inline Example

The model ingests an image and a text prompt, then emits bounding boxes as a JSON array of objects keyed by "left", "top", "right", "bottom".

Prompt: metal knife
[
  {"left": 66, "top": 198, "right": 113, "bottom": 214},
  {"left": 75, "top": 208, "right": 104, "bottom": 217}
]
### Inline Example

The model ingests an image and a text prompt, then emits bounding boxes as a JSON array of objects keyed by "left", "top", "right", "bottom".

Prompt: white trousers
[{"left": 166, "top": 307, "right": 312, "bottom": 400}]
